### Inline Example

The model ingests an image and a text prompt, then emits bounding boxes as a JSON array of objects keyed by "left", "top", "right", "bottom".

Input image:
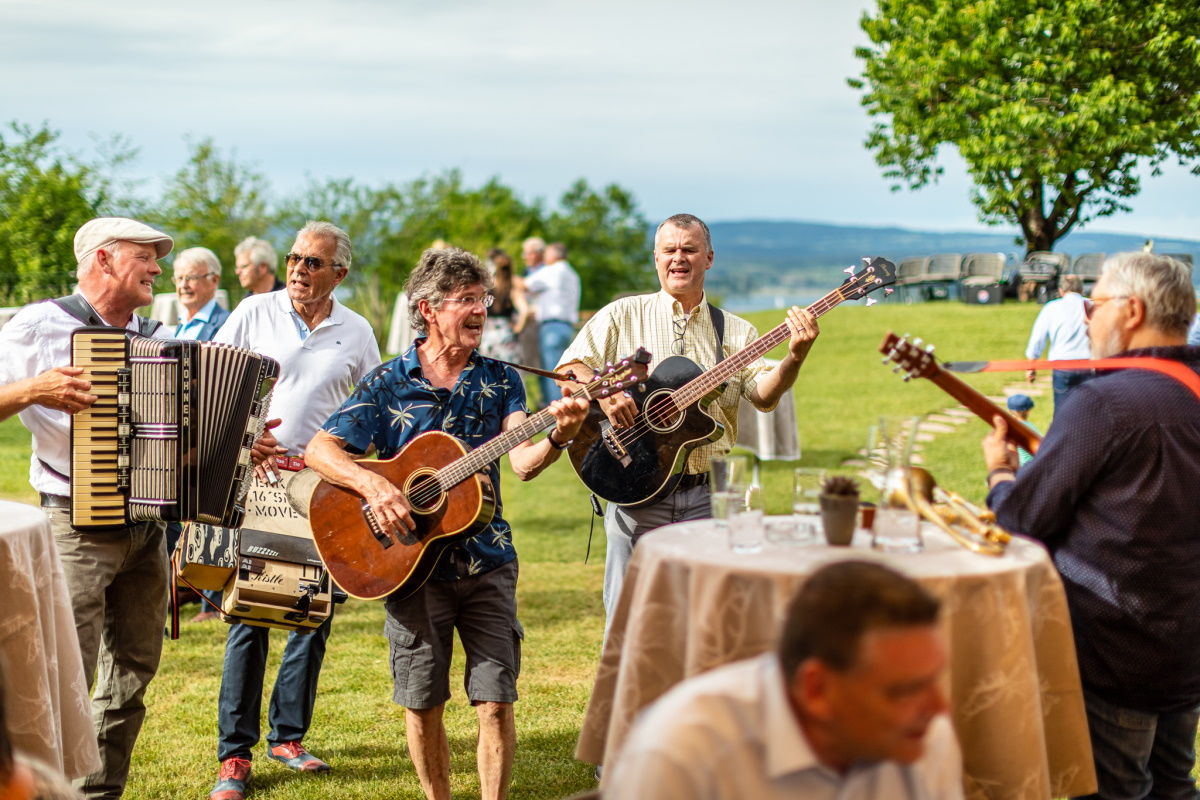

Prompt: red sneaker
[
  {"left": 268, "top": 741, "right": 331, "bottom": 772},
  {"left": 209, "top": 757, "right": 251, "bottom": 800}
]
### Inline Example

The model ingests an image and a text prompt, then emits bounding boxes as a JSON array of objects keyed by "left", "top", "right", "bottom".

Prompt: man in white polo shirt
[
  {"left": 208, "top": 221, "right": 380, "bottom": 800},
  {"left": 523, "top": 241, "right": 580, "bottom": 406}
]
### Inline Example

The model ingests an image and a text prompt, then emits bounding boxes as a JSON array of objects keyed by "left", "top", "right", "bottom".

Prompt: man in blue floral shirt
[{"left": 306, "top": 247, "right": 587, "bottom": 800}]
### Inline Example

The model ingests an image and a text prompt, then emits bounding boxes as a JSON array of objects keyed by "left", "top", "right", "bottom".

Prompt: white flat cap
[{"left": 74, "top": 217, "right": 174, "bottom": 264}]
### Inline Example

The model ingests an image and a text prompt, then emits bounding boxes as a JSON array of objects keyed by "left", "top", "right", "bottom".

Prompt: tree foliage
[
  {"left": 850, "top": 0, "right": 1200, "bottom": 252},
  {"left": 145, "top": 138, "right": 272, "bottom": 300}
]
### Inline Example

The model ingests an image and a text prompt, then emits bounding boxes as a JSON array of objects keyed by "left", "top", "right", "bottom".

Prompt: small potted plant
[{"left": 819, "top": 475, "right": 860, "bottom": 546}]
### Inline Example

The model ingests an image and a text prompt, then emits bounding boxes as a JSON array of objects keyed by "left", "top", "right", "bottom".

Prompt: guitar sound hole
[
  {"left": 406, "top": 471, "right": 444, "bottom": 514},
  {"left": 643, "top": 390, "right": 684, "bottom": 434}
]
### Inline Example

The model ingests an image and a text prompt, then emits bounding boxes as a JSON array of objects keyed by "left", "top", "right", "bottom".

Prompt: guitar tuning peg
[
  {"left": 892, "top": 365, "right": 903, "bottom": 374},
  {"left": 884, "top": 287, "right": 894, "bottom": 296},
  {"left": 913, "top": 338, "right": 923, "bottom": 348},
  {"left": 843, "top": 266, "right": 855, "bottom": 275},
  {"left": 902, "top": 375, "right": 912, "bottom": 382},
  {"left": 865, "top": 298, "right": 877, "bottom": 307},
  {"left": 862, "top": 257, "right": 871, "bottom": 267},
  {"left": 925, "top": 343, "right": 935, "bottom": 354}
]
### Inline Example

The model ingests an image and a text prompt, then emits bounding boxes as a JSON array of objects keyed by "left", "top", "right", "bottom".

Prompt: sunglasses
[{"left": 285, "top": 252, "right": 342, "bottom": 271}]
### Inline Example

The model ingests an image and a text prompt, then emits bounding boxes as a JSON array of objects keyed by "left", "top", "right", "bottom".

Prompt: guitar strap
[
  {"left": 486, "top": 355, "right": 581, "bottom": 384},
  {"left": 709, "top": 302, "right": 725, "bottom": 354},
  {"left": 943, "top": 357, "right": 1200, "bottom": 401},
  {"left": 50, "top": 293, "right": 163, "bottom": 336}
]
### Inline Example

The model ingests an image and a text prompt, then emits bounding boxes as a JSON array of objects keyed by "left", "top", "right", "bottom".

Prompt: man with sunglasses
[
  {"left": 1023, "top": 274, "right": 1094, "bottom": 413},
  {"left": 557, "top": 213, "right": 819, "bottom": 633},
  {"left": 983, "top": 253, "right": 1200, "bottom": 799},
  {"left": 207, "top": 222, "right": 381, "bottom": 800}
]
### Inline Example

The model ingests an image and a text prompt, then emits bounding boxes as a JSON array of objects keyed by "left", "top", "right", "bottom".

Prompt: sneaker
[
  {"left": 210, "top": 757, "right": 251, "bottom": 800},
  {"left": 268, "top": 741, "right": 331, "bottom": 772}
]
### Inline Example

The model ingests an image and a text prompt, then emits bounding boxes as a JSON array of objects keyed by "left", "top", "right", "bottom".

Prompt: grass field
[{"left": 0, "top": 301, "right": 1047, "bottom": 799}]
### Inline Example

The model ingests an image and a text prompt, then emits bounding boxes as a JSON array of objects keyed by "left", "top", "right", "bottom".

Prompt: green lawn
[{"left": 0, "top": 301, "right": 1046, "bottom": 799}]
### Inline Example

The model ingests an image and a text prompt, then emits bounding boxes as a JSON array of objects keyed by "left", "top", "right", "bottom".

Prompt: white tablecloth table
[
  {"left": 0, "top": 500, "right": 99, "bottom": 778},
  {"left": 576, "top": 519, "right": 1096, "bottom": 800}
]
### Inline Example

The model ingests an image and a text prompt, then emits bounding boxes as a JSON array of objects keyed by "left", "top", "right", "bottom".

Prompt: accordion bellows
[{"left": 70, "top": 327, "right": 280, "bottom": 530}]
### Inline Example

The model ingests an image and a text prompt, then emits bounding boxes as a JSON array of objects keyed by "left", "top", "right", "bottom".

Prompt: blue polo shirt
[{"left": 321, "top": 339, "right": 528, "bottom": 580}]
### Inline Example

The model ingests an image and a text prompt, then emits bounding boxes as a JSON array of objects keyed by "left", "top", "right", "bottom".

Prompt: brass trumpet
[{"left": 884, "top": 466, "right": 1012, "bottom": 556}]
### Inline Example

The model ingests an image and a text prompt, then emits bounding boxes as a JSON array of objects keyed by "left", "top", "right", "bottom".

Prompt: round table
[
  {"left": 0, "top": 500, "right": 100, "bottom": 778},
  {"left": 576, "top": 518, "right": 1096, "bottom": 800}
]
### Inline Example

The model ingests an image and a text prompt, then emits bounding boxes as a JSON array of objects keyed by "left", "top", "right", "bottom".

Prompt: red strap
[{"left": 945, "top": 357, "right": 1200, "bottom": 401}]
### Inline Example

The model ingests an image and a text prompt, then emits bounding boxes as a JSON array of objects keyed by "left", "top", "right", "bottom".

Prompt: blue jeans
[
  {"left": 537, "top": 320, "right": 575, "bottom": 408},
  {"left": 216, "top": 615, "right": 332, "bottom": 760},
  {"left": 1074, "top": 689, "right": 1200, "bottom": 800},
  {"left": 1053, "top": 369, "right": 1095, "bottom": 413}
]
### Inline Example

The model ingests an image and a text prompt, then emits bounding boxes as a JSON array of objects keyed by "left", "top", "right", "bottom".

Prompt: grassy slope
[{"left": 0, "top": 302, "right": 1046, "bottom": 799}]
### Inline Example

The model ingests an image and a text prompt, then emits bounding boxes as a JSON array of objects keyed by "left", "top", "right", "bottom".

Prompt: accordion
[{"left": 70, "top": 327, "right": 280, "bottom": 530}]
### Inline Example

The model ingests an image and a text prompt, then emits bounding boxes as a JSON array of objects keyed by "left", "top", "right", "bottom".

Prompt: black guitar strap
[{"left": 709, "top": 302, "right": 725, "bottom": 354}]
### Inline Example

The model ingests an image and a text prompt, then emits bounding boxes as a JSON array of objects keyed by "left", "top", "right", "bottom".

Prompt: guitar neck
[
  {"left": 924, "top": 370, "right": 1042, "bottom": 455},
  {"left": 432, "top": 381, "right": 600, "bottom": 489},
  {"left": 674, "top": 287, "right": 851, "bottom": 408}
]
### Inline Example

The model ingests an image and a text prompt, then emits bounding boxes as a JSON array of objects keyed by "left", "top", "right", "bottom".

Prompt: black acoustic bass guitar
[{"left": 566, "top": 258, "right": 897, "bottom": 507}]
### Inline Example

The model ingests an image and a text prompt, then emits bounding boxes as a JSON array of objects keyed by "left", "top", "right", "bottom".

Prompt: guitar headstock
[
  {"left": 840, "top": 256, "right": 897, "bottom": 306},
  {"left": 880, "top": 331, "right": 939, "bottom": 381},
  {"left": 583, "top": 347, "right": 652, "bottom": 399}
]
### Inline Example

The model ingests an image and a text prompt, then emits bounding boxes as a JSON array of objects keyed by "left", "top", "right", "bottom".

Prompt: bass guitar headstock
[
  {"left": 578, "top": 347, "right": 652, "bottom": 399},
  {"left": 840, "top": 256, "right": 897, "bottom": 306},
  {"left": 880, "top": 332, "right": 939, "bottom": 381}
]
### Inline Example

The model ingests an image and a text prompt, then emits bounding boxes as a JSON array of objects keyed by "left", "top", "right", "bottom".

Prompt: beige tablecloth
[
  {"left": 576, "top": 519, "right": 1096, "bottom": 800},
  {"left": 0, "top": 501, "right": 99, "bottom": 778}
]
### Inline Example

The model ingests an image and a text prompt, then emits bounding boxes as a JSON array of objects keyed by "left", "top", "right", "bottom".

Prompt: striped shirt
[{"left": 558, "top": 290, "right": 771, "bottom": 474}]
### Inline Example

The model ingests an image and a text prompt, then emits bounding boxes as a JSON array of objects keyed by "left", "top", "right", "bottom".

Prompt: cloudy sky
[{"left": 3, "top": 0, "right": 1196, "bottom": 237}]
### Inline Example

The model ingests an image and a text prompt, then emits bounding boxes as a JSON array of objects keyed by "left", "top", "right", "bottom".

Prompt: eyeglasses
[
  {"left": 671, "top": 316, "right": 688, "bottom": 355},
  {"left": 440, "top": 294, "right": 495, "bottom": 309},
  {"left": 174, "top": 273, "right": 216, "bottom": 284},
  {"left": 1083, "top": 295, "right": 1130, "bottom": 320},
  {"left": 285, "top": 252, "right": 342, "bottom": 271}
]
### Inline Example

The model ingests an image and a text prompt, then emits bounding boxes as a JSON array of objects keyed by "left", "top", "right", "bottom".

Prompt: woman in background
[{"left": 480, "top": 247, "right": 530, "bottom": 362}]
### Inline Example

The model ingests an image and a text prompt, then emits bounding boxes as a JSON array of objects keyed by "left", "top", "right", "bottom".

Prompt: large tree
[{"left": 850, "top": 0, "right": 1200, "bottom": 252}]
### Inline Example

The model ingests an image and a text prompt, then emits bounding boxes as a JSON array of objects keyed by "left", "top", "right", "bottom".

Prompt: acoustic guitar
[
  {"left": 304, "top": 350, "right": 650, "bottom": 600},
  {"left": 879, "top": 332, "right": 1041, "bottom": 455},
  {"left": 567, "top": 258, "right": 897, "bottom": 508}
]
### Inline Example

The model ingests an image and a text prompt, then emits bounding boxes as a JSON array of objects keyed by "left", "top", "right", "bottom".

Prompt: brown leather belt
[
  {"left": 39, "top": 492, "right": 71, "bottom": 509},
  {"left": 676, "top": 472, "right": 710, "bottom": 491}
]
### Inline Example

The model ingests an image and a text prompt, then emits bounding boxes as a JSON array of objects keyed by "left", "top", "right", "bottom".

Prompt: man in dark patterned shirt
[
  {"left": 982, "top": 252, "right": 1200, "bottom": 800},
  {"left": 305, "top": 247, "right": 588, "bottom": 800}
]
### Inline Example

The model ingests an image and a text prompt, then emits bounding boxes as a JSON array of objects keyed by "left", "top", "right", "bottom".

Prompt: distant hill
[{"left": 700, "top": 219, "right": 1200, "bottom": 297}]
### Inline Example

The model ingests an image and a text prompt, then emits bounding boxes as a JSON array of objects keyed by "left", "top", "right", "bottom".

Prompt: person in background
[
  {"left": 233, "top": 237, "right": 282, "bottom": 297},
  {"left": 983, "top": 252, "right": 1200, "bottom": 799},
  {"left": 517, "top": 237, "right": 545, "bottom": 380},
  {"left": 169, "top": 245, "right": 232, "bottom": 621},
  {"left": 604, "top": 561, "right": 962, "bottom": 799},
  {"left": 208, "top": 221, "right": 381, "bottom": 800},
  {"left": 0, "top": 217, "right": 174, "bottom": 799},
  {"left": 524, "top": 242, "right": 580, "bottom": 406},
  {"left": 1005, "top": 394, "right": 1039, "bottom": 468},
  {"left": 1187, "top": 311, "right": 1200, "bottom": 346},
  {"left": 1024, "top": 274, "right": 1094, "bottom": 413},
  {"left": 479, "top": 248, "right": 530, "bottom": 363}
]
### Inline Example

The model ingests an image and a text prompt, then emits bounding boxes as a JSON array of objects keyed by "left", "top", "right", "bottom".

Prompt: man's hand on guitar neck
[
  {"left": 559, "top": 361, "right": 636, "bottom": 430},
  {"left": 751, "top": 306, "right": 820, "bottom": 410},
  {"left": 982, "top": 415, "right": 1019, "bottom": 489},
  {"left": 784, "top": 305, "right": 820, "bottom": 362}
]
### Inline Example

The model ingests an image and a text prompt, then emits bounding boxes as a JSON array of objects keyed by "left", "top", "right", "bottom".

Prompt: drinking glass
[
  {"left": 709, "top": 453, "right": 753, "bottom": 494},
  {"left": 791, "top": 468, "right": 824, "bottom": 543},
  {"left": 728, "top": 485, "right": 764, "bottom": 554},
  {"left": 870, "top": 416, "right": 925, "bottom": 553}
]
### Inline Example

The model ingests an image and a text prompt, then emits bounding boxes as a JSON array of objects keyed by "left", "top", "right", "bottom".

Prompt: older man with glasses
[
  {"left": 556, "top": 213, "right": 819, "bottom": 634},
  {"left": 207, "top": 221, "right": 381, "bottom": 800},
  {"left": 173, "top": 247, "right": 230, "bottom": 341}
]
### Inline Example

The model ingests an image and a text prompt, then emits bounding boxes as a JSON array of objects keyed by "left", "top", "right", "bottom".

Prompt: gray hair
[
  {"left": 522, "top": 237, "right": 545, "bottom": 254},
  {"left": 234, "top": 236, "right": 277, "bottom": 269},
  {"left": 76, "top": 241, "right": 121, "bottom": 280},
  {"left": 405, "top": 247, "right": 494, "bottom": 335},
  {"left": 173, "top": 246, "right": 222, "bottom": 278},
  {"left": 298, "top": 221, "right": 352, "bottom": 270},
  {"left": 1059, "top": 274, "right": 1083, "bottom": 294},
  {"left": 1100, "top": 252, "right": 1194, "bottom": 336},
  {"left": 655, "top": 213, "right": 712, "bottom": 253}
]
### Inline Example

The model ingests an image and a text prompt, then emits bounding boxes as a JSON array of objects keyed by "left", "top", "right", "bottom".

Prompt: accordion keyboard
[{"left": 70, "top": 329, "right": 131, "bottom": 528}]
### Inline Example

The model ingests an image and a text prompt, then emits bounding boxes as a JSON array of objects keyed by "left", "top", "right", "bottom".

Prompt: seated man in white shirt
[{"left": 604, "top": 561, "right": 963, "bottom": 800}]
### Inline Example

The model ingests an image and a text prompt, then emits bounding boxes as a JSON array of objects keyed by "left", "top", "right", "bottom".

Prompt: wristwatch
[{"left": 547, "top": 429, "right": 573, "bottom": 450}]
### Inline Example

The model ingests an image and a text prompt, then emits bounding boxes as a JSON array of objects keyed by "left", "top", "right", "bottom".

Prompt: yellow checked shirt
[{"left": 558, "top": 290, "right": 772, "bottom": 475}]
